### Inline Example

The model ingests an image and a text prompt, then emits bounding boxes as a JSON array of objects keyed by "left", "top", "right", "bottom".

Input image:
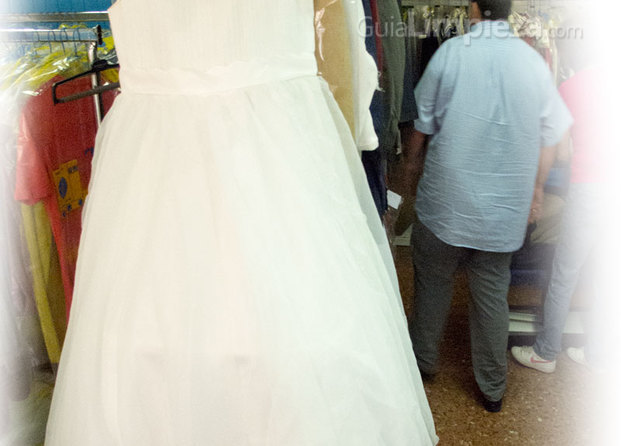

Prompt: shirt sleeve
[
  {"left": 413, "top": 45, "right": 446, "bottom": 135},
  {"left": 540, "top": 72, "right": 573, "bottom": 148}
]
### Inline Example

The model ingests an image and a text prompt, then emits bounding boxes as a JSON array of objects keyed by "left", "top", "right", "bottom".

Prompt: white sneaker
[
  {"left": 566, "top": 347, "right": 588, "bottom": 366},
  {"left": 511, "top": 345, "right": 556, "bottom": 373},
  {"left": 566, "top": 347, "right": 606, "bottom": 373}
]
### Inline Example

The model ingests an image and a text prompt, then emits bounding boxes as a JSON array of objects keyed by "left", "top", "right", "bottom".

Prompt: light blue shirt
[{"left": 414, "top": 20, "right": 572, "bottom": 252}]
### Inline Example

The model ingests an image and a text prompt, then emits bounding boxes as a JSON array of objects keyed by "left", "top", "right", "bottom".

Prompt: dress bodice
[{"left": 108, "top": 0, "right": 318, "bottom": 93}]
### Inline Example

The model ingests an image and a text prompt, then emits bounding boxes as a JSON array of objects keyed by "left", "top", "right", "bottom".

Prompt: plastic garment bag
[{"left": 0, "top": 33, "right": 117, "bottom": 444}]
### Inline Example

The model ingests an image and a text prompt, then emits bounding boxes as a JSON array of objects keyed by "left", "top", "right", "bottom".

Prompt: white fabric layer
[
  {"left": 45, "top": 1, "right": 437, "bottom": 445},
  {"left": 120, "top": 55, "right": 318, "bottom": 96},
  {"left": 342, "top": 0, "right": 380, "bottom": 151}
]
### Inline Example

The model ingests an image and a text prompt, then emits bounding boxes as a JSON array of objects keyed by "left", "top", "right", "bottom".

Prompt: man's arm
[
  {"left": 403, "top": 44, "right": 446, "bottom": 196},
  {"left": 533, "top": 70, "right": 573, "bottom": 224},
  {"left": 401, "top": 124, "right": 429, "bottom": 196},
  {"left": 554, "top": 127, "right": 572, "bottom": 166},
  {"left": 528, "top": 138, "right": 566, "bottom": 224}
]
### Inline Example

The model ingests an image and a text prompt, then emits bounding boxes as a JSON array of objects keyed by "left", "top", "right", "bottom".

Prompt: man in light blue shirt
[{"left": 405, "top": 0, "right": 572, "bottom": 412}]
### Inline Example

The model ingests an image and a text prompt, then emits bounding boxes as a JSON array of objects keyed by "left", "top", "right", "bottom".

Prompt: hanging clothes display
[
  {"left": 45, "top": 1, "right": 438, "bottom": 444},
  {"left": 360, "top": 0, "right": 406, "bottom": 217},
  {"left": 314, "top": 0, "right": 400, "bottom": 289},
  {"left": 401, "top": 4, "right": 468, "bottom": 87},
  {"left": 0, "top": 36, "right": 94, "bottom": 444},
  {"left": 0, "top": 62, "right": 49, "bottom": 434},
  {"left": 314, "top": 0, "right": 356, "bottom": 136},
  {"left": 418, "top": 8, "right": 441, "bottom": 76},
  {"left": 0, "top": 31, "right": 118, "bottom": 368},
  {"left": 509, "top": 10, "right": 559, "bottom": 81},
  {"left": 23, "top": 201, "right": 68, "bottom": 353},
  {"left": 400, "top": 4, "right": 418, "bottom": 125},
  {"left": 15, "top": 74, "right": 116, "bottom": 319},
  {"left": 314, "top": 0, "right": 380, "bottom": 152},
  {"left": 1, "top": 42, "right": 89, "bottom": 371},
  {"left": 340, "top": 0, "right": 380, "bottom": 152},
  {"left": 369, "top": 0, "right": 405, "bottom": 157}
]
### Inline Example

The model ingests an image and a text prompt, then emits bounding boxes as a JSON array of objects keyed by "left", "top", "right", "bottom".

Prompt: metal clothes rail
[
  {"left": 0, "top": 26, "right": 102, "bottom": 45},
  {"left": 0, "top": 16, "right": 112, "bottom": 124},
  {"left": 0, "top": 11, "right": 109, "bottom": 24}
]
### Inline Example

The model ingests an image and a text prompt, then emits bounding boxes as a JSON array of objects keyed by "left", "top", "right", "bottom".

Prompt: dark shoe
[
  {"left": 483, "top": 398, "right": 503, "bottom": 413},
  {"left": 417, "top": 368, "right": 436, "bottom": 383}
]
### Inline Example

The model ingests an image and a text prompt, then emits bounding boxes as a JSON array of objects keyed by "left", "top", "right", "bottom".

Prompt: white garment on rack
[
  {"left": 44, "top": 1, "right": 438, "bottom": 445},
  {"left": 342, "top": 0, "right": 380, "bottom": 152}
]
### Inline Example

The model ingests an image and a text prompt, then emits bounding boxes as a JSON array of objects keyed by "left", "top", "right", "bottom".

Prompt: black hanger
[{"left": 52, "top": 59, "right": 120, "bottom": 105}]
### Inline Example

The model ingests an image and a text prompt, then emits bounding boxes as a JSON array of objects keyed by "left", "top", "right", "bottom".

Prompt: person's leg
[
  {"left": 574, "top": 185, "right": 609, "bottom": 368},
  {"left": 465, "top": 250, "right": 513, "bottom": 402},
  {"left": 533, "top": 184, "right": 600, "bottom": 361},
  {"left": 409, "top": 214, "right": 462, "bottom": 375}
]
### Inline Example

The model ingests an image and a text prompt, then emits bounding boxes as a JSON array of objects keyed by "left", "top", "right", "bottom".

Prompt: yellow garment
[
  {"left": 3, "top": 28, "right": 117, "bottom": 95},
  {"left": 20, "top": 203, "right": 67, "bottom": 365},
  {"left": 314, "top": 0, "right": 355, "bottom": 135}
]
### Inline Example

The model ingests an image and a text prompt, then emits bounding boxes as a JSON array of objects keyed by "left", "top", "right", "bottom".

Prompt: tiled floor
[{"left": 393, "top": 245, "right": 612, "bottom": 445}]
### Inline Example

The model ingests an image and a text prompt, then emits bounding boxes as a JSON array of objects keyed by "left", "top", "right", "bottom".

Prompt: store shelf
[{"left": 509, "top": 310, "right": 586, "bottom": 336}]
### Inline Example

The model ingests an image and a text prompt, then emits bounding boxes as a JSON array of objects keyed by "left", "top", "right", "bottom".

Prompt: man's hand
[
  {"left": 529, "top": 143, "right": 560, "bottom": 224},
  {"left": 528, "top": 185, "right": 544, "bottom": 224}
]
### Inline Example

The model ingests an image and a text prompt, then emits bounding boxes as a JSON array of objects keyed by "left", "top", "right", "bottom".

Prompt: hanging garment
[
  {"left": 341, "top": 0, "right": 381, "bottom": 152},
  {"left": 0, "top": 47, "right": 69, "bottom": 396},
  {"left": 15, "top": 76, "right": 116, "bottom": 318},
  {"left": 559, "top": 67, "right": 606, "bottom": 184},
  {"left": 371, "top": 0, "right": 406, "bottom": 156},
  {"left": 2, "top": 40, "right": 117, "bottom": 367},
  {"left": 361, "top": 0, "right": 406, "bottom": 217},
  {"left": 401, "top": 7, "right": 419, "bottom": 123},
  {"left": 509, "top": 12, "right": 558, "bottom": 79},
  {"left": 18, "top": 203, "right": 67, "bottom": 365},
  {"left": 45, "top": 1, "right": 437, "bottom": 445},
  {"left": 315, "top": 0, "right": 356, "bottom": 136},
  {"left": 314, "top": 0, "right": 381, "bottom": 153}
]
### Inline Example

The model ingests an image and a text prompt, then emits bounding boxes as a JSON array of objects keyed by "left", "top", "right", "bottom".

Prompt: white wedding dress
[{"left": 45, "top": 1, "right": 437, "bottom": 444}]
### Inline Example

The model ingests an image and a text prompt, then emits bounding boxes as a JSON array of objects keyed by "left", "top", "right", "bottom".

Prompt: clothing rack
[
  {"left": 0, "top": 12, "right": 113, "bottom": 125},
  {"left": 0, "top": 26, "right": 102, "bottom": 45},
  {"left": 0, "top": 11, "right": 109, "bottom": 24}
]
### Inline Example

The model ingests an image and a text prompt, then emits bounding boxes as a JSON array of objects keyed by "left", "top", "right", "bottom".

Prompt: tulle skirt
[{"left": 45, "top": 75, "right": 437, "bottom": 445}]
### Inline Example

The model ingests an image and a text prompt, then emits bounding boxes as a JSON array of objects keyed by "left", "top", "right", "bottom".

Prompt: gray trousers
[
  {"left": 409, "top": 215, "right": 513, "bottom": 402},
  {"left": 534, "top": 183, "right": 604, "bottom": 363}
]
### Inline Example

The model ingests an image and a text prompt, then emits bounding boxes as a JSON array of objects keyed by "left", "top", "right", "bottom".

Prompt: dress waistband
[{"left": 119, "top": 53, "right": 318, "bottom": 95}]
